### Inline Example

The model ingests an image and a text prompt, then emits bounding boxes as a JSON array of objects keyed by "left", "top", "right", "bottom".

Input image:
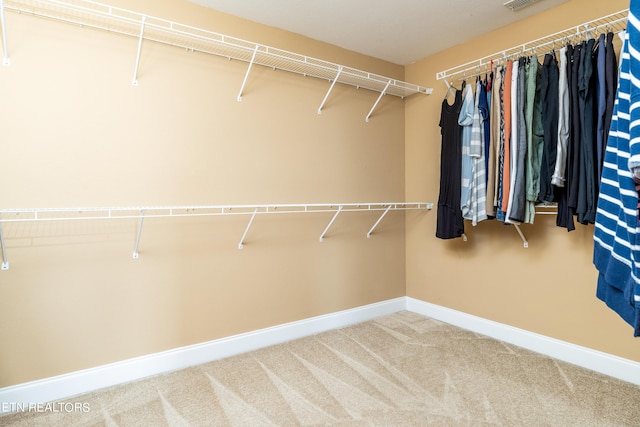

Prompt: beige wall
[
  {"left": 2, "top": 0, "right": 639, "bottom": 391},
  {"left": 405, "top": 0, "right": 640, "bottom": 362},
  {"left": 0, "top": 1, "right": 408, "bottom": 387}
]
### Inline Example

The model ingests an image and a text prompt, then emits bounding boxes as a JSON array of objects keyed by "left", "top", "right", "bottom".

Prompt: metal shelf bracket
[
  {"left": 513, "top": 224, "right": 528, "bottom": 248},
  {"left": 319, "top": 205, "right": 343, "bottom": 242},
  {"left": 238, "top": 207, "right": 258, "bottom": 249},
  {"left": 0, "top": 221, "right": 8, "bottom": 270},
  {"left": 365, "top": 79, "right": 391, "bottom": 122},
  {"left": 318, "top": 66, "right": 343, "bottom": 114},
  {"left": 132, "top": 209, "right": 145, "bottom": 258},
  {"left": 0, "top": 0, "right": 9, "bottom": 66},
  {"left": 131, "top": 16, "right": 146, "bottom": 86},
  {"left": 367, "top": 205, "right": 392, "bottom": 238},
  {"left": 237, "top": 45, "right": 258, "bottom": 102}
]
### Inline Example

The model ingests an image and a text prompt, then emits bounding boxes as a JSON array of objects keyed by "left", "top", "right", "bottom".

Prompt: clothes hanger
[
  {"left": 443, "top": 79, "right": 456, "bottom": 102},
  {"left": 584, "top": 23, "right": 594, "bottom": 41}
]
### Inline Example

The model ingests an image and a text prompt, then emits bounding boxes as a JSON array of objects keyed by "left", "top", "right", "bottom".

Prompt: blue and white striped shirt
[{"left": 594, "top": 4, "right": 640, "bottom": 336}]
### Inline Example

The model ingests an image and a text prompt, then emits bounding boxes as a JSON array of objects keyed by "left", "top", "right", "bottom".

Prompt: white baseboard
[
  {"left": 406, "top": 297, "right": 640, "bottom": 387},
  {"left": 0, "top": 297, "right": 406, "bottom": 413},
  {"left": 2, "top": 296, "right": 639, "bottom": 414}
]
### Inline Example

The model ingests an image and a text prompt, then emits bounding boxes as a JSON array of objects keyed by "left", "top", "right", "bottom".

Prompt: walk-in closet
[{"left": 1, "top": 0, "right": 639, "bottom": 425}]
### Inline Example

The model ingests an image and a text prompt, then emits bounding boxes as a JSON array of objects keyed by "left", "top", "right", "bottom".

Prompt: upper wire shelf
[
  {"left": 2, "top": 0, "right": 432, "bottom": 99},
  {"left": 436, "top": 9, "right": 629, "bottom": 83}
]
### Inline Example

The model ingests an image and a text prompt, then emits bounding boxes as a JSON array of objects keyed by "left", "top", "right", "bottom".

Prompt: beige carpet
[{"left": 2, "top": 311, "right": 640, "bottom": 426}]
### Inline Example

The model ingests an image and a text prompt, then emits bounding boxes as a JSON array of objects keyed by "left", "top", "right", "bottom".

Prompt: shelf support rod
[
  {"left": 132, "top": 209, "right": 145, "bottom": 259},
  {"left": 317, "top": 66, "right": 343, "bottom": 114},
  {"left": 0, "top": 0, "right": 9, "bottom": 66},
  {"left": 238, "top": 208, "right": 258, "bottom": 249},
  {"left": 131, "top": 16, "right": 146, "bottom": 86},
  {"left": 0, "top": 221, "right": 8, "bottom": 270},
  {"left": 367, "top": 205, "right": 392, "bottom": 238},
  {"left": 238, "top": 45, "right": 258, "bottom": 102},
  {"left": 365, "top": 79, "right": 392, "bottom": 122},
  {"left": 513, "top": 224, "right": 528, "bottom": 248},
  {"left": 319, "top": 205, "right": 342, "bottom": 242}
]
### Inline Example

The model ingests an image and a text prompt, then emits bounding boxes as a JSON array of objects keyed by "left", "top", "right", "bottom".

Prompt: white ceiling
[{"left": 188, "top": 0, "right": 568, "bottom": 65}]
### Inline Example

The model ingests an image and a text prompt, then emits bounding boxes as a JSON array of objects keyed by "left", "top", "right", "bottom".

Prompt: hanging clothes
[
  {"left": 552, "top": 46, "right": 570, "bottom": 188},
  {"left": 566, "top": 42, "right": 583, "bottom": 230},
  {"left": 507, "top": 57, "right": 528, "bottom": 224},
  {"left": 593, "top": 8, "right": 640, "bottom": 336},
  {"left": 481, "top": 74, "right": 492, "bottom": 187},
  {"left": 469, "top": 78, "right": 488, "bottom": 225},
  {"left": 571, "top": 39, "right": 595, "bottom": 225},
  {"left": 459, "top": 83, "right": 475, "bottom": 220},
  {"left": 524, "top": 56, "right": 543, "bottom": 224},
  {"left": 538, "top": 52, "right": 560, "bottom": 203},
  {"left": 435, "top": 19, "right": 624, "bottom": 240},
  {"left": 501, "top": 62, "right": 514, "bottom": 217},
  {"left": 488, "top": 66, "right": 503, "bottom": 219},
  {"left": 555, "top": 46, "right": 574, "bottom": 231},
  {"left": 603, "top": 31, "right": 619, "bottom": 168},
  {"left": 436, "top": 89, "right": 465, "bottom": 239},
  {"left": 505, "top": 60, "right": 520, "bottom": 223},
  {"left": 576, "top": 38, "right": 598, "bottom": 225},
  {"left": 596, "top": 33, "right": 607, "bottom": 176}
]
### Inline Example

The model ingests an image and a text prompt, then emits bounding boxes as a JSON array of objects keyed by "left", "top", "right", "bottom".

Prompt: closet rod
[
  {"left": 0, "top": 202, "right": 432, "bottom": 269},
  {"left": 1, "top": 0, "right": 432, "bottom": 101},
  {"left": 436, "top": 9, "right": 628, "bottom": 83},
  {"left": 507, "top": 205, "right": 560, "bottom": 248},
  {"left": 461, "top": 224, "right": 530, "bottom": 248},
  {"left": 461, "top": 205, "right": 558, "bottom": 248},
  {"left": 0, "top": 202, "right": 432, "bottom": 223}
]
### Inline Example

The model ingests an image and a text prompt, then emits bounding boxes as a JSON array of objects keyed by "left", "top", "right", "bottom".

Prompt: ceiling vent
[{"left": 503, "top": 0, "right": 542, "bottom": 11}]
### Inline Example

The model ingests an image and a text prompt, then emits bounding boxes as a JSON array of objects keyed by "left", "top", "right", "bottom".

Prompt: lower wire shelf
[{"left": 0, "top": 201, "right": 433, "bottom": 269}]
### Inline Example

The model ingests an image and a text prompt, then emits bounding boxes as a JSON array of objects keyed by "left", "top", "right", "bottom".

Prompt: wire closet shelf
[
  {"left": 0, "top": 202, "right": 433, "bottom": 269},
  {"left": 0, "top": 0, "right": 432, "bottom": 110},
  {"left": 435, "top": 9, "right": 629, "bottom": 83}
]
